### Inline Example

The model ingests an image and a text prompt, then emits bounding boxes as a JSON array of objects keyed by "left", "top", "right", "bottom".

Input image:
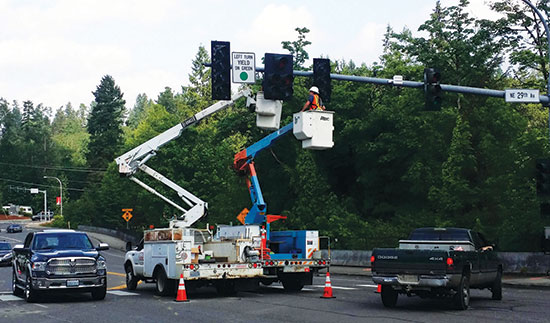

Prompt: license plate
[
  {"left": 66, "top": 280, "right": 79, "bottom": 287},
  {"left": 189, "top": 271, "right": 200, "bottom": 277},
  {"left": 398, "top": 275, "right": 418, "bottom": 284}
]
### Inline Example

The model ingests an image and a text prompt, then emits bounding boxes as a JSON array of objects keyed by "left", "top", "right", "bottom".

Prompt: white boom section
[{"left": 114, "top": 88, "right": 254, "bottom": 228}]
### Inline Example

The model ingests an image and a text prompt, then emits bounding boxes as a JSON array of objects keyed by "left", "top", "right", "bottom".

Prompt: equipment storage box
[
  {"left": 255, "top": 91, "right": 282, "bottom": 130},
  {"left": 269, "top": 230, "right": 319, "bottom": 259},
  {"left": 292, "top": 111, "right": 334, "bottom": 149}
]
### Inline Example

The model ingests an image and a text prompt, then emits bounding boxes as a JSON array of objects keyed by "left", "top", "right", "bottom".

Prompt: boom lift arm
[
  {"left": 115, "top": 88, "right": 254, "bottom": 228},
  {"left": 233, "top": 122, "right": 294, "bottom": 234}
]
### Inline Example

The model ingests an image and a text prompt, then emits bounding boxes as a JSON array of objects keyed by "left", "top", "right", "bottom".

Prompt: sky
[{"left": 0, "top": 0, "right": 503, "bottom": 112}]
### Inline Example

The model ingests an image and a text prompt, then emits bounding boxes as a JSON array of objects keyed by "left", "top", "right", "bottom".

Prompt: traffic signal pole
[{"left": 251, "top": 66, "right": 550, "bottom": 105}]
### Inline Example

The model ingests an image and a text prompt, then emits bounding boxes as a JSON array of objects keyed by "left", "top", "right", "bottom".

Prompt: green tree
[
  {"left": 86, "top": 75, "right": 126, "bottom": 170},
  {"left": 282, "top": 27, "right": 312, "bottom": 70}
]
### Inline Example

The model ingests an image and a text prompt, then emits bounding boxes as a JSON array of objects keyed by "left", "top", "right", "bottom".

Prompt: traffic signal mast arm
[
  {"left": 115, "top": 88, "right": 254, "bottom": 228},
  {"left": 233, "top": 122, "right": 294, "bottom": 230}
]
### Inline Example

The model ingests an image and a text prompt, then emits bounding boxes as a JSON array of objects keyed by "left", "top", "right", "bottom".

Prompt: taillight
[
  {"left": 189, "top": 264, "right": 195, "bottom": 270},
  {"left": 370, "top": 255, "right": 375, "bottom": 263},
  {"left": 446, "top": 257, "right": 454, "bottom": 267},
  {"left": 253, "top": 263, "right": 258, "bottom": 268}
]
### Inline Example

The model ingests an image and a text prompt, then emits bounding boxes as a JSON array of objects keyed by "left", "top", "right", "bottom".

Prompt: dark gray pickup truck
[
  {"left": 371, "top": 227, "right": 502, "bottom": 310},
  {"left": 12, "top": 229, "right": 109, "bottom": 302}
]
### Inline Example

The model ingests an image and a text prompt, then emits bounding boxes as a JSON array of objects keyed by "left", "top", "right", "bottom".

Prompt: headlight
[
  {"left": 97, "top": 260, "right": 106, "bottom": 270},
  {"left": 32, "top": 261, "right": 47, "bottom": 271}
]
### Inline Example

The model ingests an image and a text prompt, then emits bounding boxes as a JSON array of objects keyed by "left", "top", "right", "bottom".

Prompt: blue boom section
[{"left": 233, "top": 122, "right": 294, "bottom": 232}]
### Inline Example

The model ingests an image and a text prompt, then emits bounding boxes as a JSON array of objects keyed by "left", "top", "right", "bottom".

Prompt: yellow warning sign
[
  {"left": 122, "top": 208, "right": 133, "bottom": 222},
  {"left": 237, "top": 208, "right": 249, "bottom": 225}
]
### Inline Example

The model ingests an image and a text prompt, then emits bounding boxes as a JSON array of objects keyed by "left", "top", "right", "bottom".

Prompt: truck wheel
[
  {"left": 125, "top": 264, "right": 138, "bottom": 291},
  {"left": 453, "top": 275, "right": 470, "bottom": 310},
  {"left": 12, "top": 270, "right": 22, "bottom": 296},
  {"left": 381, "top": 285, "right": 398, "bottom": 308},
  {"left": 281, "top": 279, "right": 304, "bottom": 292},
  {"left": 491, "top": 270, "right": 502, "bottom": 300},
  {"left": 154, "top": 268, "right": 175, "bottom": 296},
  {"left": 91, "top": 284, "right": 107, "bottom": 300},
  {"left": 24, "top": 274, "right": 39, "bottom": 303}
]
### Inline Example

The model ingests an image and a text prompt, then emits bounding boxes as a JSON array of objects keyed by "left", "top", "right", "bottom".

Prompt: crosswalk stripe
[
  {"left": 107, "top": 290, "right": 139, "bottom": 296},
  {"left": 312, "top": 285, "right": 357, "bottom": 290},
  {"left": 357, "top": 284, "right": 378, "bottom": 288},
  {"left": 0, "top": 295, "right": 22, "bottom": 301}
]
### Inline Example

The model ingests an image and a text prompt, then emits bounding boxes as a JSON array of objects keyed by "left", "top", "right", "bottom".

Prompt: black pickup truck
[
  {"left": 12, "top": 229, "right": 109, "bottom": 302},
  {"left": 371, "top": 227, "right": 502, "bottom": 310}
]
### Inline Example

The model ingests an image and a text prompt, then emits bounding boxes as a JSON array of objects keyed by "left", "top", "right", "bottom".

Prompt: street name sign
[
  {"left": 232, "top": 52, "right": 255, "bottom": 83},
  {"left": 505, "top": 89, "right": 540, "bottom": 103}
]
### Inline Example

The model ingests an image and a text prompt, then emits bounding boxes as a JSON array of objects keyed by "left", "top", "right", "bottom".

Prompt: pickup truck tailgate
[{"left": 372, "top": 248, "right": 449, "bottom": 275}]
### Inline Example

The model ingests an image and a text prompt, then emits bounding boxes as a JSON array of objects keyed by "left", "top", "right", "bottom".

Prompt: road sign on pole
[
  {"left": 122, "top": 208, "right": 133, "bottom": 222},
  {"left": 505, "top": 89, "right": 540, "bottom": 103},
  {"left": 232, "top": 52, "right": 255, "bottom": 83}
]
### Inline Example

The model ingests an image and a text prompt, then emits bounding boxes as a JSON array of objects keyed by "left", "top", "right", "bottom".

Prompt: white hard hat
[{"left": 309, "top": 86, "right": 319, "bottom": 94}]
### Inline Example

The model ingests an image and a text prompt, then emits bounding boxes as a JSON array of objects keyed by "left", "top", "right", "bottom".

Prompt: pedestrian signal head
[{"left": 309, "top": 86, "right": 319, "bottom": 94}]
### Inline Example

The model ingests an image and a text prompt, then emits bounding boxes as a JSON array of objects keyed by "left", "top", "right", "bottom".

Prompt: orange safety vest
[{"left": 310, "top": 94, "right": 323, "bottom": 110}]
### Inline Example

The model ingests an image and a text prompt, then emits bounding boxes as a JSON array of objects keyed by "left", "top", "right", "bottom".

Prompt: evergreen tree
[{"left": 86, "top": 75, "right": 126, "bottom": 169}]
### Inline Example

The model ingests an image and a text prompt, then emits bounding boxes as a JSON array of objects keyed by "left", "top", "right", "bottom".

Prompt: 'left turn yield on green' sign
[{"left": 232, "top": 52, "right": 255, "bottom": 84}]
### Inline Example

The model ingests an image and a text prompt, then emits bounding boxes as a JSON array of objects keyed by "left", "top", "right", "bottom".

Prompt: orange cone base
[{"left": 320, "top": 294, "right": 336, "bottom": 299}]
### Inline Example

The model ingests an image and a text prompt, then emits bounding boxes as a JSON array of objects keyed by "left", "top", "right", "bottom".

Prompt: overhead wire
[
  {"left": 0, "top": 177, "right": 85, "bottom": 192},
  {"left": 0, "top": 161, "right": 107, "bottom": 173}
]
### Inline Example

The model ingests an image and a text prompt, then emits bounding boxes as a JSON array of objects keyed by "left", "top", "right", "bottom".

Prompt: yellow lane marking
[
  {"left": 107, "top": 271, "right": 142, "bottom": 290},
  {"left": 108, "top": 281, "right": 142, "bottom": 291}
]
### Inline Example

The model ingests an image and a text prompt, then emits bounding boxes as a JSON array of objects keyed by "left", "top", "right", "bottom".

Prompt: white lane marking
[
  {"left": 312, "top": 285, "right": 357, "bottom": 290},
  {"left": 0, "top": 236, "right": 23, "bottom": 243},
  {"left": 267, "top": 285, "right": 314, "bottom": 291},
  {"left": 0, "top": 295, "right": 22, "bottom": 301},
  {"left": 34, "top": 303, "right": 48, "bottom": 308},
  {"left": 0, "top": 291, "right": 14, "bottom": 295},
  {"left": 357, "top": 284, "right": 378, "bottom": 288},
  {"left": 107, "top": 290, "right": 139, "bottom": 296}
]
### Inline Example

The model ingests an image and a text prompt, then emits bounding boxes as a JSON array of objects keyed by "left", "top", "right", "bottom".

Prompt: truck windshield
[
  {"left": 0, "top": 242, "right": 10, "bottom": 250},
  {"left": 408, "top": 230, "right": 470, "bottom": 241},
  {"left": 32, "top": 233, "right": 94, "bottom": 250}
]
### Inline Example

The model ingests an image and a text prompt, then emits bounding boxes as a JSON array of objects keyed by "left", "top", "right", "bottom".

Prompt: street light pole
[
  {"left": 44, "top": 176, "right": 62, "bottom": 218},
  {"left": 521, "top": 0, "right": 550, "bottom": 139}
]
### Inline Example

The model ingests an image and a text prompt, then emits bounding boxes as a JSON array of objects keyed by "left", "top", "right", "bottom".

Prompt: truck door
[{"left": 16, "top": 233, "right": 34, "bottom": 282}]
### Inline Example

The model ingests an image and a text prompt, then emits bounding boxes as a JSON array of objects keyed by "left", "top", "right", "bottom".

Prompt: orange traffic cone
[
  {"left": 320, "top": 271, "right": 336, "bottom": 299},
  {"left": 375, "top": 284, "right": 381, "bottom": 293},
  {"left": 175, "top": 274, "right": 189, "bottom": 302}
]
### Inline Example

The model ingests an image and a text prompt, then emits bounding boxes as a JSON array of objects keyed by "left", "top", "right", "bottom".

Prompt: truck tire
[
  {"left": 491, "top": 270, "right": 502, "bottom": 300},
  {"left": 24, "top": 274, "right": 39, "bottom": 303},
  {"left": 453, "top": 274, "right": 470, "bottom": 310},
  {"left": 154, "top": 268, "right": 174, "bottom": 296},
  {"left": 12, "top": 270, "right": 22, "bottom": 296},
  {"left": 381, "top": 285, "right": 398, "bottom": 308},
  {"left": 91, "top": 283, "right": 107, "bottom": 300},
  {"left": 125, "top": 264, "right": 138, "bottom": 291},
  {"left": 281, "top": 278, "right": 304, "bottom": 292}
]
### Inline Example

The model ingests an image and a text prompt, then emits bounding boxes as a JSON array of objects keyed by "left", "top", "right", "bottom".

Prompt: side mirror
[
  {"left": 12, "top": 244, "right": 28, "bottom": 253},
  {"left": 125, "top": 241, "right": 132, "bottom": 252},
  {"left": 96, "top": 243, "right": 109, "bottom": 251}
]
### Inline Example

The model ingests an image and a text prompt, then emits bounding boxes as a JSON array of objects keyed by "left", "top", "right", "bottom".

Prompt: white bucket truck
[{"left": 118, "top": 89, "right": 264, "bottom": 296}]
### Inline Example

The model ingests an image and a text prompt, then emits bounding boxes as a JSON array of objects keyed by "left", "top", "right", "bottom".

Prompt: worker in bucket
[{"left": 301, "top": 86, "right": 326, "bottom": 112}]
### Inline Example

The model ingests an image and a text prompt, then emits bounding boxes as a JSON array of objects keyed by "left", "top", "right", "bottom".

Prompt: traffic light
[
  {"left": 211, "top": 41, "right": 231, "bottom": 100},
  {"left": 536, "top": 158, "right": 550, "bottom": 196},
  {"left": 313, "top": 58, "right": 331, "bottom": 102},
  {"left": 263, "top": 53, "right": 294, "bottom": 100},
  {"left": 423, "top": 68, "right": 442, "bottom": 111}
]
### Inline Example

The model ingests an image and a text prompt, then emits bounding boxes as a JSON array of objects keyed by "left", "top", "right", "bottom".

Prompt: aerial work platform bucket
[{"left": 293, "top": 111, "right": 334, "bottom": 149}]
